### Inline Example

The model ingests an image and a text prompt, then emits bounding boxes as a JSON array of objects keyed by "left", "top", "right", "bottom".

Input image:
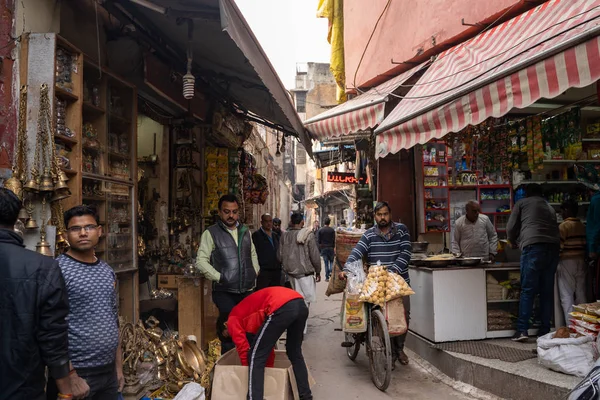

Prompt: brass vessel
[
  {"left": 25, "top": 218, "right": 39, "bottom": 230},
  {"left": 4, "top": 177, "right": 23, "bottom": 200}
]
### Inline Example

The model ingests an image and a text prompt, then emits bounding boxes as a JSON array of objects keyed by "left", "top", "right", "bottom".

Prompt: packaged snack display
[{"left": 343, "top": 292, "right": 367, "bottom": 333}]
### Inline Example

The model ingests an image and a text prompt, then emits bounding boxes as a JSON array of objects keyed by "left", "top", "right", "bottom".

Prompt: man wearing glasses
[
  {"left": 46, "top": 205, "right": 124, "bottom": 399},
  {"left": 196, "top": 194, "right": 260, "bottom": 354}
]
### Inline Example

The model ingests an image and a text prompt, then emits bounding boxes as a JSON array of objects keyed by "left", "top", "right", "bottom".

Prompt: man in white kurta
[{"left": 452, "top": 201, "right": 499, "bottom": 261}]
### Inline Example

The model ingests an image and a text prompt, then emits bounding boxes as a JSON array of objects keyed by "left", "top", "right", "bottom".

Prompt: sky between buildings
[{"left": 235, "top": 0, "right": 331, "bottom": 90}]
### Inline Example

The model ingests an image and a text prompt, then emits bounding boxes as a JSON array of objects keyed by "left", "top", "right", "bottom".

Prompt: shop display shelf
[
  {"left": 449, "top": 185, "right": 478, "bottom": 189},
  {"left": 487, "top": 299, "right": 520, "bottom": 303},
  {"left": 549, "top": 201, "right": 590, "bottom": 206},
  {"left": 109, "top": 113, "right": 131, "bottom": 126},
  {"left": 423, "top": 162, "right": 448, "bottom": 166},
  {"left": 61, "top": 167, "right": 78, "bottom": 176},
  {"left": 486, "top": 328, "right": 538, "bottom": 339},
  {"left": 115, "top": 267, "right": 138, "bottom": 274},
  {"left": 543, "top": 159, "right": 600, "bottom": 164},
  {"left": 83, "top": 195, "right": 106, "bottom": 202},
  {"left": 482, "top": 212, "right": 512, "bottom": 215},
  {"left": 55, "top": 134, "right": 78, "bottom": 146},
  {"left": 83, "top": 101, "right": 106, "bottom": 115},
  {"left": 424, "top": 185, "right": 448, "bottom": 188},
  {"left": 582, "top": 138, "right": 600, "bottom": 142},
  {"left": 108, "top": 151, "right": 131, "bottom": 160},
  {"left": 425, "top": 208, "right": 449, "bottom": 212},
  {"left": 55, "top": 86, "right": 79, "bottom": 101},
  {"left": 515, "top": 180, "right": 583, "bottom": 187}
]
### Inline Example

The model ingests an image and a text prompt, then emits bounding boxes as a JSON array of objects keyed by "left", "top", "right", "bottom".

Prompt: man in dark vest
[
  {"left": 196, "top": 194, "right": 259, "bottom": 354},
  {"left": 253, "top": 213, "right": 283, "bottom": 289}
]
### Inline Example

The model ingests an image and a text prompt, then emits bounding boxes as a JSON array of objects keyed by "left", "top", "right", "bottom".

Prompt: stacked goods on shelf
[
  {"left": 487, "top": 272, "right": 521, "bottom": 301},
  {"left": 486, "top": 274, "right": 505, "bottom": 301},
  {"left": 204, "top": 147, "right": 229, "bottom": 214},
  {"left": 569, "top": 303, "right": 600, "bottom": 338},
  {"left": 487, "top": 309, "right": 515, "bottom": 331},
  {"left": 228, "top": 149, "right": 240, "bottom": 196},
  {"left": 239, "top": 150, "right": 268, "bottom": 205}
]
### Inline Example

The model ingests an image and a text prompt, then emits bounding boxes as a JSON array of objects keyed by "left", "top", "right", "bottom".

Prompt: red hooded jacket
[{"left": 227, "top": 287, "right": 303, "bottom": 366}]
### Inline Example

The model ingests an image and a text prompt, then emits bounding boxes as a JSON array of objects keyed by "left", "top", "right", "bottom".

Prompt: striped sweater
[
  {"left": 345, "top": 222, "right": 412, "bottom": 284},
  {"left": 559, "top": 217, "right": 587, "bottom": 259}
]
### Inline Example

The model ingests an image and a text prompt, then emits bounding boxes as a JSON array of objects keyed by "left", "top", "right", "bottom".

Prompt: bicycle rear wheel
[
  {"left": 368, "top": 309, "right": 392, "bottom": 391},
  {"left": 345, "top": 332, "right": 361, "bottom": 361}
]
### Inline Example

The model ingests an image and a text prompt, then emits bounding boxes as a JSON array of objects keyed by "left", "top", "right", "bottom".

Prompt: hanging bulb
[
  {"left": 183, "top": 72, "right": 195, "bottom": 100},
  {"left": 183, "top": 19, "right": 195, "bottom": 100}
]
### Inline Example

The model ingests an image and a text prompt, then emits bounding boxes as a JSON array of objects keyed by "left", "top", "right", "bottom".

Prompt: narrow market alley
[{"left": 303, "top": 281, "right": 492, "bottom": 399}]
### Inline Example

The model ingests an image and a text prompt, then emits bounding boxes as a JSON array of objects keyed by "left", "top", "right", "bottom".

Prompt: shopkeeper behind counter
[{"left": 451, "top": 201, "right": 498, "bottom": 261}]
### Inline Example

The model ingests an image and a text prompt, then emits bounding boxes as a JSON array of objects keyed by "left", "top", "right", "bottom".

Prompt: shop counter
[{"left": 408, "top": 262, "right": 537, "bottom": 343}]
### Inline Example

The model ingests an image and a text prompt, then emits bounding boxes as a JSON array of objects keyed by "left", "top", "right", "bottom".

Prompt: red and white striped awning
[
  {"left": 304, "top": 62, "right": 427, "bottom": 141},
  {"left": 375, "top": 0, "right": 600, "bottom": 158}
]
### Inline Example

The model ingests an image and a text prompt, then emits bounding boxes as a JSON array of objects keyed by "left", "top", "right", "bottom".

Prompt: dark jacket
[
  {"left": 0, "top": 229, "right": 70, "bottom": 399},
  {"left": 507, "top": 196, "right": 560, "bottom": 250},
  {"left": 252, "top": 229, "right": 281, "bottom": 271},
  {"left": 317, "top": 226, "right": 335, "bottom": 249},
  {"left": 208, "top": 222, "right": 256, "bottom": 293}
]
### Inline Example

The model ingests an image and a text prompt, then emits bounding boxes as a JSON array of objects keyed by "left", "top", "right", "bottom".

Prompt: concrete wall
[{"left": 343, "top": 0, "right": 546, "bottom": 88}]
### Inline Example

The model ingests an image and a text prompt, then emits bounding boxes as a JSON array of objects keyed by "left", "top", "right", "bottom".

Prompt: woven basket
[{"left": 335, "top": 231, "right": 364, "bottom": 265}]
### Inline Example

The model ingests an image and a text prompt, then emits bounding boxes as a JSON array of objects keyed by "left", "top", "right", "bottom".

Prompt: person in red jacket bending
[{"left": 226, "top": 286, "right": 313, "bottom": 400}]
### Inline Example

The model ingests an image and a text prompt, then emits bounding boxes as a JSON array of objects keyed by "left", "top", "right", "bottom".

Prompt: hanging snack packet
[
  {"left": 359, "top": 264, "right": 387, "bottom": 307},
  {"left": 385, "top": 270, "right": 415, "bottom": 301}
]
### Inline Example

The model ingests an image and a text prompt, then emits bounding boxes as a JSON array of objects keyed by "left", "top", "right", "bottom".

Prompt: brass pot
[
  {"left": 182, "top": 340, "right": 207, "bottom": 375},
  {"left": 176, "top": 349, "right": 195, "bottom": 376}
]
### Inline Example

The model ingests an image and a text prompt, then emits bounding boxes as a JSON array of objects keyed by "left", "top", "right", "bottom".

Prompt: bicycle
[{"left": 343, "top": 303, "right": 392, "bottom": 391}]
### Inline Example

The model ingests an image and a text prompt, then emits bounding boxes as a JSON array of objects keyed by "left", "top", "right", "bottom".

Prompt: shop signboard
[{"left": 327, "top": 171, "right": 368, "bottom": 185}]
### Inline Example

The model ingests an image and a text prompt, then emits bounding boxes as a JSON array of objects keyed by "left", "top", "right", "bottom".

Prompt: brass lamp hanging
[
  {"left": 7, "top": 86, "right": 29, "bottom": 199},
  {"left": 36, "top": 231, "right": 53, "bottom": 257}
]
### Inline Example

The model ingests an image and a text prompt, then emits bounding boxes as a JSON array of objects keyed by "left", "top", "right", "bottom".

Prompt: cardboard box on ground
[{"left": 212, "top": 349, "right": 316, "bottom": 400}]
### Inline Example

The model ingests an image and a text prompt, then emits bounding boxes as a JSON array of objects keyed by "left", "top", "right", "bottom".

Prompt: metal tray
[
  {"left": 421, "top": 259, "right": 453, "bottom": 268},
  {"left": 455, "top": 257, "right": 482, "bottom": 266}
]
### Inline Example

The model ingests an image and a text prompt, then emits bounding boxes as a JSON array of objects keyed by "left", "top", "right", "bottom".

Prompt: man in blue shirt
[{"left": 343, "top": 201, "right": 412, "bottom": 366}]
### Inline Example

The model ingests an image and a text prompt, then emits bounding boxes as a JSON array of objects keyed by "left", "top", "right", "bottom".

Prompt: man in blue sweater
[{"left": 343, "top": 201, "right": 412, "bottom": 366}]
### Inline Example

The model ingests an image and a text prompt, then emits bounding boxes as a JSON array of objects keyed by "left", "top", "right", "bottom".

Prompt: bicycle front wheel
[{"left": 368, "top": 309, "right": 392, "bottom": 391}]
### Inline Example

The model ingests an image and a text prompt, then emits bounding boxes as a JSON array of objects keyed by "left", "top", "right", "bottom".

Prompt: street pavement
[{"left": 301, "top": 280, "right": 478, "bottom": 399}]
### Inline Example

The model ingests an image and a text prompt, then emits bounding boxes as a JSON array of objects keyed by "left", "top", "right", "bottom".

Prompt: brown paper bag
[
  {"left": 325, "top": 259, "right": 346, "bottom": 296},
  {"left": 385, "top": 297, "right": 407, "bottom": 337}
]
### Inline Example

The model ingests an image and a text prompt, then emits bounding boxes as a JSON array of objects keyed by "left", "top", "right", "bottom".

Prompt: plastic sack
[
  {"left": 537, "top": 332, "right": 597, "bottom": 377},
  {"left": 342, "top": 291, "right": 367, "bottom": 333},
  {"left": 173, "top": 382, "right": 205, "bottom": 400},
  {"left": 385, "top": 271, "right": 415, "bottom": 301},
  {"left": 325, "top": 259, "right": 346, "bottom": 296},
  {"left": 345, "top": 259, "right": 366, "bottom": 296},
  {"left": 359, "top": 264, "right": 387, "bottom": 307}
]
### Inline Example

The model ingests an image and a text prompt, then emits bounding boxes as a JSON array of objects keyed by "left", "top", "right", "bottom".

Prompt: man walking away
[
  {"left": 279, "top": 213, "right": 322, "bottom": 333},
  {"left": 557, "top": 200, "right": 588, "bottom": 324},
  {"left": 226, "top": 287, "right": 313, "bottom": 400},
  {"left": 196, "top": 194, "right": 260, "bottom": 354},
  {"left": 507, "top": 183, "right": 560, "bottom": 342},
  {"left": 47, "top": 205, "right": 124, "bottom": 399},
  {"left": 343, "top": 201, "right": 412, "bottom": 367},
  {"left": 253, "top": 213, "right": 283, "bottom": 289},
  {"left": 317, "top": 217, "right": 336, "bottom": 281},
  {"left": 0, "top": 188, "right": 72, "bottom": 399}
]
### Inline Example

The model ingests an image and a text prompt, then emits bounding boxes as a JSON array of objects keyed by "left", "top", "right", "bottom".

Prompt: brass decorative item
[
  {"left": 24, "top": 199, "right": 38, "bottom": 230},
  {"left": 36, "top": 196, "right": 53, "bottom": 256},
  {"left": 18, "top": 207, "right": 29, "bottom": 221},
  {"left": 39, "top": 169, "right": 54, "bottom": 192},
  {"left": 6, "top": 86, "right": 29, "bottom": 199},
  {"left": 23, "top": 177, "right": 40, "bottom": 192}
]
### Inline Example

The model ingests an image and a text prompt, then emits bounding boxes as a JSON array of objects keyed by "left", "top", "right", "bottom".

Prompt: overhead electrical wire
[
  {"left": 353, "top": 6, "right": 600, "bottom": 101},
  {"left": 365, "top": 9, "right": 600, "bottom": 102}
]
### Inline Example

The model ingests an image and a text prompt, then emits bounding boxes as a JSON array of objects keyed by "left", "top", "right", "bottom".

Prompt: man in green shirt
[{"left": 196, "top": 194, "right": 260, "bottom": 353}]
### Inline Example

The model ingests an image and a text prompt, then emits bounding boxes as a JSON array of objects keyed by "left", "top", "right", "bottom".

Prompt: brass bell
[
  {"left": 56, "top": 231, "right": 69, "bottom": 248},
  {"left": 51, "top": 188, "right": 71, "bottom": 202},
  {"left": 25, "top": 218, "right": 39, "bottom": 230},
  {"left": 23, "top": 177, "right": 39, "bottom": 192},
  {"left": 36, "top": 238, "right": 53, "bottom": 256},
  {"left": 4, "top": 176, "right": 23, "bottom": 200},
  {"left": 54, "top": 178, "right": 69, "bottom": 191},
  {"left": 18, "top": 207, "right": 29, "bottom": 221},
  {"left": 39, "top": 172, "right": 54, "bottom": 192},
  {"left": 57, "top": 169, "right": 69, "bottom": 183}
]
